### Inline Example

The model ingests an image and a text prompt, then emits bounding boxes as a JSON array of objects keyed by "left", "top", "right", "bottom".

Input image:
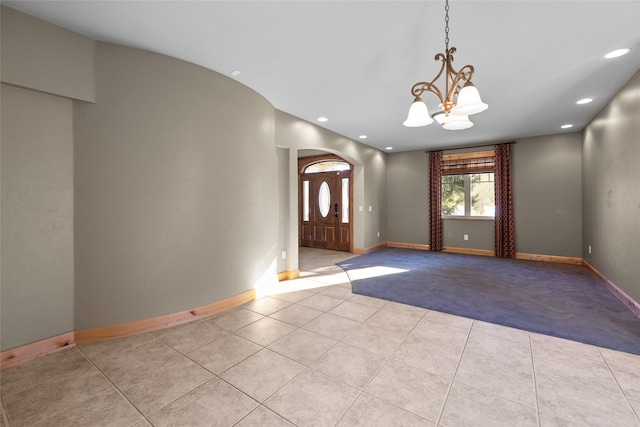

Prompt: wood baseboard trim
[
  {"left": 75, "top": 289, "right": 255, "bottom": 345},
  {"left": 386, "top": 243, "right": 582, "bottom": 265},
  {"left": 582, "top": 260, "right": 640, "bottom": 319},
  {"left": 516, "top": 252, "right": 582, "bottom": 265},
  {"left": 443, "top": 246, "right": 495, "bottom": 257},
  {"left": 387, "top": 242, "right": 430, "bottom": 251},
  {"left": 278, "top": 270, "right": 300, "bottom": 281},
  {"left": 353, "top": 243, "right": 387, "bottom": 255},
  {"left": 1, "top": 332, "right": 75, "bottom": 370},
  {"left": 2, "top": 290, "right": 255, "bottom": 369}
]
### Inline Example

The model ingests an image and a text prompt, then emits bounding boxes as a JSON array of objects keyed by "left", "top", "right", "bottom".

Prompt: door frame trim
[{"left": 298, "top": 153, "right": 354, "bottom": 252}]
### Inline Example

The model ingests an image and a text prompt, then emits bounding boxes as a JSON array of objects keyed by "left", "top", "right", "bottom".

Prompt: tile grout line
[
  {"left": 83, "top": 333, "right": 233, "bottom": 424},
  {"left": 444, "top": 329, "right": 542, "bottom": 413},
  {"left": 599, "top": 349, "right": 640, "bottom": 424},
  {"left": 302, "top": 273, "right": 393, "bottom": 426},
  {"left": 342, "top": 307, "right": 447, "bottom": 424},
  {"left": 435, "top": 318, "right": 474, "bottom": 426},
  {"left": 332, "top": 304, "right": 427, "bottom": 426},
  {"left": 1, "top": 394, "right": 12, "bottom": 427},
  {"left": 5, "top": 347, "right": 145, "bottom": 427},
  {"left": 216, "top": 288, "right": 355, "bottom": 425},
  {"left": 237, "top": 263, "right": 346, "bottom": 392},
  {"left": 531, "top": 338, "right": 638, "bottom": 427},
  {"left": 75, "top": 345, "right": 152, "bottom": 427},
  {"left": 166, "top": 321, "right": 273, "bottom": 422},
  {"left": 107, "top": 329, "right": 264, "bottom": 425},
  {"left": 258, "top": 291, "right": 373, "bottom": 425},
  {"left": 254, "top": 280, "right": 426, "bottom": 425},
  {"left": 529, "top": 333, "right": 543, "bottom": 427}
]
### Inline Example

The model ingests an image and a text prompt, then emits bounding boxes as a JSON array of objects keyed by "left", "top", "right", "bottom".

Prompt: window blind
[{"left": 441, "top": 153, "right": 495, "bottom": 175}]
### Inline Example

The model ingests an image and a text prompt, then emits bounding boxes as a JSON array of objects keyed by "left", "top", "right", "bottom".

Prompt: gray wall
[
  {"left": 275, "top": 111, "right": 387, "bottom": 268},
  {"left": 386, "top": 151, "right": 429, "bottom": 245},
  {"left": 2, "top": 4, "right": 637, "bottom": 351},
  {"left": 277, "top": 147, "right": 290, "bottom": 273},
  {"left": 1, "top": 7, "right": 280, "bottom": 347},
  {"left": 1, "top": 6, "right": 93, "bottom": 350},
  {"left": 583, "top": 69, "right": 640, "bottom": 303},
  {"left": 386, "top": 134, "right": 583, "bottom": 258},
  {"left": 73, "top": 42, "right": 278, "bottom": 330},
  {"left": 1, "top": 85, "right": 75, "bottom": 350},
  {"left": 513, "top": 133, "right": 582, "bottom": 257},
  {"left": 0, "top": 6, "right": 95, "bottom": 102}
]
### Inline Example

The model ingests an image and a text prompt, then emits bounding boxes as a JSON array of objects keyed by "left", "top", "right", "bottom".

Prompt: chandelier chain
[{"left": 444, "top": 0, "right": 450, "bottom": 52}]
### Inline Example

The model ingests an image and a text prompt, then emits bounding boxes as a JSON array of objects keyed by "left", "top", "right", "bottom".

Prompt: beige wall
[
  {"left": 583, "top": 69, "right": 640, "bottom": 303},
  {"left": 386, "top": 133, "right": 583, "bottom": 258},
  {"left": 73, "top": 42, "right": 278, "bottom": 330},
  {"left": 1, "top": 84, "right": 75, "bottom": 350}
]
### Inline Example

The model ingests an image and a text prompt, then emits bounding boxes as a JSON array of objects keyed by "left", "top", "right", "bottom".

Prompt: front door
[{"left": 299, "top": 156, "right": 351, "bottom": 252}]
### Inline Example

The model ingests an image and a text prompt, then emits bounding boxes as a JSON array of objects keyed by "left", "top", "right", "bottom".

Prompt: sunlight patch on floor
[{"left": 345, "top": 265, "right": 409, "bottom": 281}]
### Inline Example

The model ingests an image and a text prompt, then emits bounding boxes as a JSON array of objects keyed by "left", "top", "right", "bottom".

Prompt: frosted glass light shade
[
  {"left": 403, "top": 97, "right": 433, "bottom": 127},
  {"left": 432, "top": 111, "right": 448, "bottom": 125},
  {"left": 442, "top": 114, "right": 473, "bottom": 130},
  {"left": 452, "top": 82, "right": 488, "bottom": 116}
]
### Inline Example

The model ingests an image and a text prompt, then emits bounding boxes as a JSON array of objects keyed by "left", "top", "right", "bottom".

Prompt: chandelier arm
[
  {"left": 430, "top": 52, "right": 448, "bottom": 87},
  {"left": 410, "top": 81, "right": 444, "bottom": 106},
  {"left": 408, "top": 49, "right": 448, "bottom": 104},
  {"left": 445, "top": 64, "right": 475, "bottom": 103}
]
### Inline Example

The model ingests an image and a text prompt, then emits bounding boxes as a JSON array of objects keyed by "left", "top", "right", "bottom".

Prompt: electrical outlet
[
  {"left": 464, "top": 234, "right": 469, "bottom": 241},
  {"left": 588, "top": 245, "right": 592, "bottom": 254},
  {"left": 377, "top": 231, "right": 380, "bottom": 237},
  {"left": 281, "top": 250, "right": 287, "bottom": 259}
]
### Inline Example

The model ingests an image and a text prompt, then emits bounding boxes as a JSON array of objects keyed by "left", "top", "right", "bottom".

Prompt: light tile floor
[{"left": 2, "top": 248, "right": 640, "bottom": 427}]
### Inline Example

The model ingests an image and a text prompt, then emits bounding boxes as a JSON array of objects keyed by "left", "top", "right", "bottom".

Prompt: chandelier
[{"left": 403, "top": 0, "right": 488, "bottom": 130}]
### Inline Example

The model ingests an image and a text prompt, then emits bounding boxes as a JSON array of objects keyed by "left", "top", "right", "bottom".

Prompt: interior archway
[{"left": 298, "top": 152, "right": 353, "bottom": 253}]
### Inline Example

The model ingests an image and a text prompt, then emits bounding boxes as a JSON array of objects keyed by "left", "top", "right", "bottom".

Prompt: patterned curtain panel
[
  {"left": 429, "top": 151, "right": 443, "bottom": 251},
  {"left": 494, "top": 143, "right": 515, "bottom": 258}
]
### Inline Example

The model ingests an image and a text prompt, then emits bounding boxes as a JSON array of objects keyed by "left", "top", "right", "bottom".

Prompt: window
[
  {"left": 318, "top": 181, "right": 331, "bottom": 217},
  {"left": 441, "top": 151, "right": 495, "bottom": 218},
  {"left": 304, "top": 161, "right": 350, "bottom": 173},
  {"left": 302, "top": 180, "right": 310, "bottom": 221},
  {"left": 341, "top": 178, "right": 349, "bottom": 223}
]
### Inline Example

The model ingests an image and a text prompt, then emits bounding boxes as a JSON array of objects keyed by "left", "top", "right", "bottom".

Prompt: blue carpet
[{"left": 337, "top": 248, "right": 640, "bottom": 355}]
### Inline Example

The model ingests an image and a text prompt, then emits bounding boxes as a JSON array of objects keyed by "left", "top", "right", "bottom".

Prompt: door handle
[{"left": 334, "top": 203, "right": 339, "bottom": 218}]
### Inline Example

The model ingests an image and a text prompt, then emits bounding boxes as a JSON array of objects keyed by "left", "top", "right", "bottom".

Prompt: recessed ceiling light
[
  {"left": 317, "top": 117, "right": 328, "bottom": 122},
  {"left": 576, "top": 98, "right": 593, "bottom": 105},
  {"left": 604, "top": 48, "right": 631, "bottom": 59},
  {"left": 230, "top": 70, "right": 241, "bottom": 77},
  {"left": 359, "top": 135, "right": 367, "bottom": 139},
  {"left": 561, "top": 124, "right": 574, "bottom": 129},
  {"left": 385, "top": 147, "right": 393, "bottom": 150}
]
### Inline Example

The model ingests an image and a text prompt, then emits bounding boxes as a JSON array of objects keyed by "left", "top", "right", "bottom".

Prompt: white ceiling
[{"left": 5, "top": 1, "right": 640, "bottom": 152}]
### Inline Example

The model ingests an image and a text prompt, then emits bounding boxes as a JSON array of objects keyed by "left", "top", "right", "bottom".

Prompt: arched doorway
[{"left": 298, "top": 154, "right": 353, "bottom": 252}]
